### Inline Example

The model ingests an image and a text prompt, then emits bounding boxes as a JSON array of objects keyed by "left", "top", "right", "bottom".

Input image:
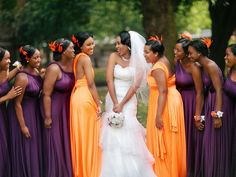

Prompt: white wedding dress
[{"left": 100, "top": 64, "right": 157, "bottom": 177}]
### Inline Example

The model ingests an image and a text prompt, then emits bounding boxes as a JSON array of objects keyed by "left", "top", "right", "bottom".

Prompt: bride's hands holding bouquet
[{"left": 113, "top": 102, "right": 124, "bottom": 113}]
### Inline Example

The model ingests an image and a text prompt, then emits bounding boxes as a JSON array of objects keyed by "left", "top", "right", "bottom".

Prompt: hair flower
[
  {"left": 19, "top": 47, "right": 28, "bottom": 56},
  {"left": 201, "top": 38, "right": 212, "bottom": 48},
  {"left": 71, "top": 35, "right": 80, "bottom": 47},
  {"left": 49, "top": 41, "right": 63, "bottom": 53},
  {"left": 148, "top": 35, "right": 163, "bottom": 43},
  {"left": 180, "top": 33, "right": 192, "bottom": 40}
]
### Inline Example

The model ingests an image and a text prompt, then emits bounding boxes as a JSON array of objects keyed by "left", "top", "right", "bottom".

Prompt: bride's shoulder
[{"left": 108, "top": 52, "right": 120, "bottom": 64}]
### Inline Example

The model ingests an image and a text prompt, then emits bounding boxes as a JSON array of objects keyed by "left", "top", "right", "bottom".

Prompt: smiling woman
[
  {"left": 224, "top": 44, "right": 236, "bottom": 176},
  {"left": 70, "top": 32, "right": 102, "bottom": 177},
  {"left": 41, "top": 38, "right": 75, "bottom": 177},
  {"left": 7, "top": 45, "right": 43, "bottom": 177},
  {"left": 100, "top": 31, "right": 156, "bottom": 177},
  {"left": 0, "top": 47, "right": 22, "bottom": 177}
]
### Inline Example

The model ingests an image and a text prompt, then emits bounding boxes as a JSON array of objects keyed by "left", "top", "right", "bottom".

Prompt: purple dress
[
  {"left": 41, "top": 62, "right": 74, "bottom": 177},
  {"left": 202, "top": 69, "right": 230, "bottom": 177},
  {"left": 175, "top": 62, "right": 203, "bottom": 177},
  {"left": 224, "top": 72, "right": 236, "bottom": 177},
  {"left": 0, "top": 81, "right": 11, "bottom": 177},
  {"left": 7, "top": 71, "right": 43, "bottom": 177}
]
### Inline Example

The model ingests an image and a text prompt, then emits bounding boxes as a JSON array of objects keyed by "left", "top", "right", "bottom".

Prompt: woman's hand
[
  {"left": 39, "top": 68, "right": 46, "bottom": 78},
  {"left": 44, "top": 118, "right": 52, "bottom": 128},
  {"left": 21, "top": 126, "right": 31, "bottom": 138},
  {"left": 113, "top": 103, "right": 124, "bottom": 113},
  {"left": 155, "top": 116, "right": 163, "bottom": 129},
  {"left": 6, "top": 86, "right": 22, "bottom": 99},
  {"left": 194, "top": 120, "right": 204, "bottom": 131},
  {"left": 213, "top": 118, "right": 222, "bottom": 129},
  {"left": 97, "top": 106, "right": 102, "bottom": 119}
]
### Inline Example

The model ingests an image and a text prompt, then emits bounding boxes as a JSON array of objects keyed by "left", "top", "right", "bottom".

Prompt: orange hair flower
[
  {"left": 148, "top": 35, "right": 163, "bottom": 43},
  {"left": 180, "top": 33, "right": 192, "bottom": 40},
  {"left": 201, "top": 38, "right": 212, "bottom": 48},
  {"left": 19, "top": 47, "right": 29, "bottom": 62},
  {"left": 48, "top": 42, "right": 56, "bottom": 52},
  {"left": 48, "top": 41, "right": 63, "bottom": 53},
  {"left": 71, "top": 35, "right": 80, "bottom": 47},
  {"left": 19, "top": 47, "right": 28, "bottom": 56}
]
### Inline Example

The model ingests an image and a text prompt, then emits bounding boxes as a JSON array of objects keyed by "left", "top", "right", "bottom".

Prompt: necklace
[{"left": 121, "top": 56, "right": 130, "bottom": 62}]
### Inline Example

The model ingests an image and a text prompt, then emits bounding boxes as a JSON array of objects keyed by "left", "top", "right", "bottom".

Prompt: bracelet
[
  {"left": 211, "top": 111, "right": 223, "bottom": 119},
  {"left": 194, "top": 115, "right": 205, "bottom": 122},
  {"left": 194, "top": 115, "right": 201, "bottom": 121}
]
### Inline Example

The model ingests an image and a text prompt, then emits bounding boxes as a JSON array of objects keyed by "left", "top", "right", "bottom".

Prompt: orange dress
[
  {"left": 146, "top": 62, "right": 186, "bottom": 177},
  {"left": 70, "top": 53, "right": 101, "bottom": 177}
]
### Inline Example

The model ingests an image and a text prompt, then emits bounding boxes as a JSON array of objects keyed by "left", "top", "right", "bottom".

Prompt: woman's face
[
  {"left": 188, "top": 46, "right": 200, "bottom": 62},
  {"left": 144, "top": 45, "right": 156, "bottom": 63},
  {"left": 63, "top": 42, "right": 75, "bottom": 59},
  {"left": 174, "top": 43, "right": 185, "bottom": 61},
  {"left": 28, "top": 49, "right": 41, "bottom": 69},
  {"left": 224, "top": 47, "right": 236, "bottom": 68},
  {"left": 115, "top": 36, "right": 129, "bottom": 57},
  {"left": 0, "top": 50, "right": 11, "bottom": 71},
  {"left": 81, "top": 37, "right": 95, "bottom": 56}
]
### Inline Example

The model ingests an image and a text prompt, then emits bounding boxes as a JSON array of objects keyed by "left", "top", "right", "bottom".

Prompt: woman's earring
[{"left": 128, "top": 47, "right": 131, "bottom": 51}]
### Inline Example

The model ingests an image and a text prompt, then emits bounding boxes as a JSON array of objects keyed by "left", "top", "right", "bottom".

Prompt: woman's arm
[
  {"left": 7, "top": 68, "right": 20, "bottom": 81},
  {"left": 191, "top": 63, "right": 204, "bottom": 130},
  {"left": 14, "top": 73, "right": 31, "bottom": 138},
  {"left": 113, "top": 86, "right": 137, "bottom": 113},
  {"left": 106, "top": 53, "right": 118, "bottom": 106},
  {"left": 208, "top": 62, "right": 223, "bottom": 128},
  {"left": 153, "top": 68, "right": 167, "bottom": 129},
  {"left": 42, "top": 64, "right": 60, "bottom": 128},
  {"left": 81, "top": 56, "right": 102, "bottom": 114}
]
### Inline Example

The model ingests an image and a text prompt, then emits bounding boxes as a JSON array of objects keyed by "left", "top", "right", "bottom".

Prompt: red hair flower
[
  {"left": 201, "top": 38, "right": 212, "bottom": 48},
  {"left": 19, "top": 47, "right": 28, "bottom": 56},
  {"left": 71, "top": 35, "right": 80, "bottom": 47},
  {"left": 48, "top": 41, "right": 63, "bottom": 53},
  {"left": 148, "top": 35, "right": 163, "bottom": 43},
  {"left": 19, "top": 47, "right": 29, "bottom": 62},
  {"left": 180, "top": 33, "right": 192, "bottom": 40}
]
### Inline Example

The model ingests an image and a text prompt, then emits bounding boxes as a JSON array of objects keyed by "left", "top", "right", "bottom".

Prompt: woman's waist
[
  {"left": 114, "top": 80, "right": 132, "bottom": 87},
  {"left": 74, "top": 79, "right": 88, "bottom": 87}
]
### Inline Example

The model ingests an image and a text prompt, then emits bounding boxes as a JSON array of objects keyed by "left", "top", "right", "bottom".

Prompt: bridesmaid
[
  {"left": 42, "top": 38, "right": 74, "bottom": 177},
  {"left": 145, "top": 36, "right": 186, "bottom": 177},
  {"left": 8, "top": 45, "right": 43, "bottom": 177},
  {"left": 188, "top": 39, "right": 227, "bottom": 177},
  {"left": 70, "top": 32, "right": 102, "bottom": 177},
  {"left": 224, "top": 44, "right": 236, "bottom": 177},
  {"left": 0, "top": 47, "right": 22, "bottom": 177},
  {"left": 174, "top": 34, "right": 204, "bottom": 177}
]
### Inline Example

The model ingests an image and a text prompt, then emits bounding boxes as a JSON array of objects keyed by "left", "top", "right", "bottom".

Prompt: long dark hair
[
  {"left": 118, "top": 31, "right": 131, "bottom": 49},
  {"left": 0, "top": 47, "right": 7, "bottom": 61},
  {"left": 176, "top": 38, "right": 191, "bottom": 55},
  {"left": 19, "top": 45, "right": 37, "bottom": 66},
  {"left": 71, "top": 32, "right": 93, "bottom": 54},
  {"left": 189, "top": 40, "right": 209, "bottom": 57},
  {"left": 145, "top": 36, "right": 165, "bottom": 57},
  {"left": 228, "top": 44, "right": 236, "bottom": 56},
  {"left": 48, "top": 38, "right": 71, "bottom": 61}
]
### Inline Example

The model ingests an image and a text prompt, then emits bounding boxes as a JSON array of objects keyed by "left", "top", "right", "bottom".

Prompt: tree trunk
[
  {"left": 209, "top": 0, "right": 236, "bottom": 72},
  {"left": 140, "top": 0, "right": 177, "bottom": 65}
]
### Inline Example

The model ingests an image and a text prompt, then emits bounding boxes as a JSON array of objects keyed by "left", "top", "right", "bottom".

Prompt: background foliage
[{"left": 1, "top": 0, "right": 210, "bottom": 46}]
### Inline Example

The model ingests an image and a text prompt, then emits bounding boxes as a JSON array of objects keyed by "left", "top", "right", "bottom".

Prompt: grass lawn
[{"left": 97, "top": 87, "right": 148, "bottom": 127}]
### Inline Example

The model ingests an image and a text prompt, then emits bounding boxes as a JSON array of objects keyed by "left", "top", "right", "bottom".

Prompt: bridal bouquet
[{"left": 107, "top": 112, "right": 125, "bottom": 128}]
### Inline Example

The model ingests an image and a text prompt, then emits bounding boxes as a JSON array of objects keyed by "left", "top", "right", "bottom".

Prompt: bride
[{"left": 100, "top": 31, "right": 157, "bottom": 177}]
